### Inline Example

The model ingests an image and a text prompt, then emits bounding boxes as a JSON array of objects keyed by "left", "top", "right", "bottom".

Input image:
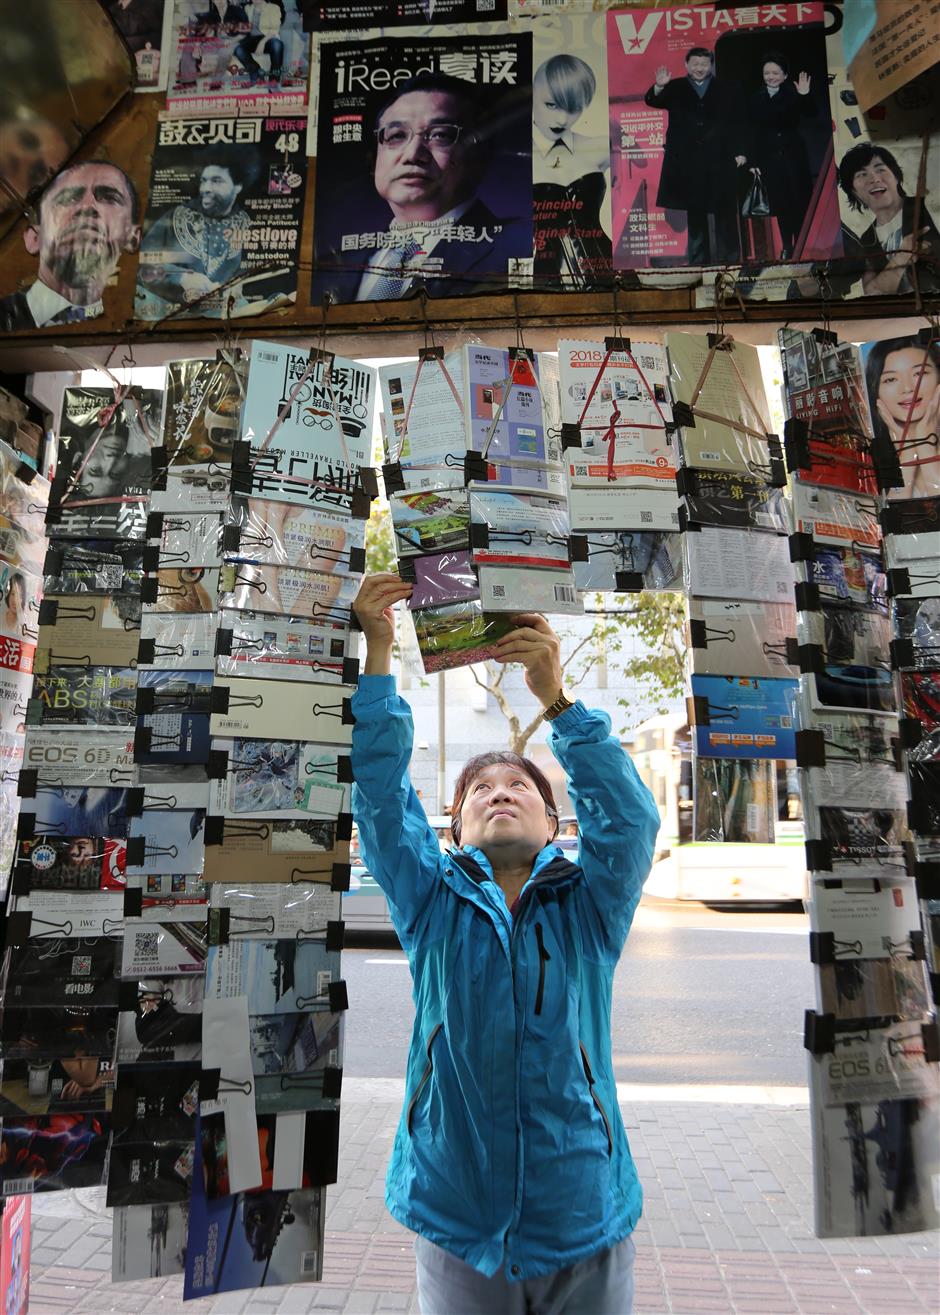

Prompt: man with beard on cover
[
  {"left": 0, "top": 160, "right": 140, "bottom": 330},
  {"left": 645, "top": 47, "right": 747, "bottom": 267},
  {"left": 136, "top": 147, "right": 253, "bottom": 314}
]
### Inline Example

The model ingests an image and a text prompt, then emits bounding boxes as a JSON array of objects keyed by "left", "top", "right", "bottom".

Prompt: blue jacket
[{"left": 351, "top": 675, "right": 660, "bottom": 1281}]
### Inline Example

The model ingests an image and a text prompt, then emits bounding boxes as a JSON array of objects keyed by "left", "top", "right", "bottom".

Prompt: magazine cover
[
  {"left": 208, "top": 738, "right": 350, "bottom": 820},
  {"left": 690, "top": 674, "right": 798, "bottom": 760},
  {"left": 241, "top": 341, "right": 375, "bottom": 485},
  {"left": 104, "top": 0, "right": 175, "bottom": 93},
  {"left": 692, "top": 756, "right": 776, "bottom": 843},
  {"left": 789, "top": 483, "right": 880, "bottom": 550},
  {"left": 225, "top": 496, "right": 366, "bottom": 573},
  {"left": 162, "top": 356, "right": 248, "bottom": 470},
  {"left": 607, "top": 3, "right": 839, "bottom": 270},
  {"left": 805, "top": 544, "right": 887, "bottom": 612},
  {"left": 0, "top": 1193, "right": 30, "bottom": 1315},
  {"left": 683, "top": 526, "right": 792, "bottom": 604},
  {"left": 311, "top": 32, "right": 533, "bottom": 304},
  {"left": 687, "top": 598, "right": 797, "bottom": 679},
  {"left": 305, "top": 1, "right": 508, "bottom": 29},
  {"left": 811, "top": 1092, "right": 940, "bottom": 1236},
  {"left": 209, "top": 881, "right": 341, "bottom": 937},
  {"left": 43, "top": 540, "right": 144, "bottom": 597},
  {"left": 572, "top": 530, "right": 682, "bottom": 594},
  {"left": 112, "top": 1203, "right": 188, "bottom": 1282},
  {"left": 127, "top": 810, "right": 207, "bottom": 876},
  {"left": 115, "top": 976, "right": 205, "bottom": 1065},
  {"left": 219, "top": 563, "right": 357, "bottom": 622},
  {"left": 214, "top": 613, "right": 354, "bottom": 685},
  {"left": 135, "top": 116, "right": 307, "bottom": 321},
  {"left": 12, "top": 835, "right": 126, "bottom": 893},
  {"left": 666, "top": 333, "right": 775, "bottom": 474},
  {"left": 389, "top": 489, "right": 470, "bottom": 557},
  {"left": 779, "top": 330, "right": 879, "bottom": 493},
  {"left": 860, "top": 334, "right": 940, "bottom": 501},
  {"left": 410, "top": 600, "right": 515, "bottom": 673},
  {"left": 3, "top": 937, "right": 121, "bottom": 1007},
  {"left": 378, "top": 351, "right": 467, "bottom": 491},
  {"left": 184, "top": 1117, "right": 325, "bottom": 1299},
  {"left": 0, "top": 1114, "right": 110, "bottom": 1194},
  {"left": 463, "top": 346, "right": 563, "bottom": 492},
  {"left": 558, "top": 339, "right": 674, "bottom": 488},
  {"left": 167, "top": 0, "right": 310, "bottom": 117},
  {"left": 53, "top": 388, "right": 163, "bottom": 538},
  {"left": 469, "top": 488, "right": 570, "bottom": 570},
  {"left": 251, "top": 1011, "right": 344, "bottom": 1114},
  {"left": 528, "top": 11, "right": 612, "bottom": 290},
  {"left": 205, "top": 939, "right": 340, "bottom": 1014}
]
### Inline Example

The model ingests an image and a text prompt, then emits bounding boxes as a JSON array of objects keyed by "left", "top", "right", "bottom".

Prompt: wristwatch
[{"left": 542, "top": 690, "right": 575, "bottom": 722}]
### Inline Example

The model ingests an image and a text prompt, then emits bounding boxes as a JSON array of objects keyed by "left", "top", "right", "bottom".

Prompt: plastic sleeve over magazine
[
  {"left": 547, "top": 701, "right": 660, "bottom": 961},
  {"left": 350, "top": 674, "right": 446, "bottom": 951}
]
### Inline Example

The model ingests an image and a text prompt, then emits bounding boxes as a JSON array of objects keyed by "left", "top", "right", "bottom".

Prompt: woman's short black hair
[
  {"left": 837, "top": 143, "right": 905, "bottom": 212},
  {"left": 762, "top": 51, "right": 789, "bottom": 75}
]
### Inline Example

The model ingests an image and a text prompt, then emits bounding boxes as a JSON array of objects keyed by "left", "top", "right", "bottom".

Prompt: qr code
[
  {"left": 135, "top": 932, "right": 159, "bottom": 959},
  {"left": 478, "top": 0, "right": 496, "bottom": 8},
  {"left": 71, "top": 955, "right": 91, "bottom": 976},
  {"left": 491, "top": 584, "right": 506, "bottom": 598},
  {"left": 640, "top": 511, "right": 652, "bottom": 524}
]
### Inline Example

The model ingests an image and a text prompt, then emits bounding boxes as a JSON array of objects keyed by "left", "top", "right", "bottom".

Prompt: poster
[
  {"left": 528, "top": 11, "right": 613, "bottom": 290},
  {"left": 0, "top": 1194, "right": 30, "bottom": 1315},
  {"left": 167, "top": 0, "right": 310, "bottom": 117},
  {"left": 301, "top": 1, "right": 508, "bottom": 30},
  {"left": 860, "top": 334, "right": 940, "bottom": 501},
  {"left": 842, "top": 0, "right": 940, "bottom": 114},
  {"left": 607, "top": 3, "right": 839, "bottom": 269},
  {"left": 311, "top": 32, "right": 533, "bottom": 304},
  {"left": 106, "top": 0, "right": 175, "bottom": 92},
  {"left": 136, "top": 116, "right": 307, "bottom": 321}
]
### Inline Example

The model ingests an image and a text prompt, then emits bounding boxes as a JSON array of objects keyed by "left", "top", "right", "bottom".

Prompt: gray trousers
[{"left": 414, "top": 1233, "right": 636, "bottom": 1315}]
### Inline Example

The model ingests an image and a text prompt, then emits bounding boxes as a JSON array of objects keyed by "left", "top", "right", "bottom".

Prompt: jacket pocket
[
  {"left": 579, "top": 1042, "right": 613, "bottom": 1157},
  {"left": 407, "top": 1022, "right": 442, "bottom": 1135},
  {"left": 534, "top": 922, "right": 551, "bottom": 1016}
]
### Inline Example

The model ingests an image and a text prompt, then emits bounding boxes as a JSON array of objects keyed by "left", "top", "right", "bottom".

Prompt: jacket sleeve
[
  {"left": 548, "top": 700, "right": 661, "bottom": 960},
  {"left": 350, "top": 674, "right": 444, "bottom": 952}
]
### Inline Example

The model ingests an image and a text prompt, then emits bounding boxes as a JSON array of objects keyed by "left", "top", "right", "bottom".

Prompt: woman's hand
[
  {"left": 353, "top": 573, "right": 412, "bottom": 675},
  {"left": 491, "top": 613, "right": 564, "bottom": 707},
  {"left": 734, "top": 155, "right": 747, "bottom": 167},
  {"left": 795, "top": 71, "right": 811, "bottom": 95}
]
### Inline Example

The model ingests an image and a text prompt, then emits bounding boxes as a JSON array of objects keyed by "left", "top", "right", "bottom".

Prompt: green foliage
[
  {"left": 364, "top": 504, "right": 397, "bottom": 574},
  {"left": 604, "top": 591, "right": 688, "bottom": 716}
]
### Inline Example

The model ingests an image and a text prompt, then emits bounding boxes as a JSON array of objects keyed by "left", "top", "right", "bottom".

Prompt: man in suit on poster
[
  {"left": 317, "top": 71, "right": 526, "bottom": 303},
  {"left": 644, "top": 47, "right": 747, "bottom": 267},
  {"left": 0, "top": 160, "right": 140, "bottom": 331}
]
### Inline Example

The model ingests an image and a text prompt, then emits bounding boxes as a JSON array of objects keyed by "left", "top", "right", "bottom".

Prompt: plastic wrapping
[
  {"left": 692, "top": 756, "right": 776, "bottom": 843},
  {"left": 0, "top": 560, "right": 42, "bottom": 644},
  {"left": 248, "top": 1013, "right": 345, "bottom": 1114},
  {"left": 806, "top": 544, "right": 887, "bottom": 612},
  {"left": 885, "top": 525, "right": 940, "bottom": 570},
  {"left": 115, "top": 976, "right": 204, "bottom": 1065},
  {"left": 779, "top": 329, "right": 878, "bottom": 495},
  {"left": 806, "top": 801, "right": 908, "bottom": 873},
  {"left": 478, "top": 564, "right": 581, "bottom": 614},
  {"left": 209, "top": 677, "right": 354, "bottom": 746},
  {"left": 143, "top": 568, "right": 219, "bottom": 615},
  {"left": 138, "top": 611, "right": 219, "bottom": 670},
  {"left": 679, "top": 470, "right": 788, "bottom": 532},
  {"left": 0, "top": 1114, "right": 111, "bottom": 1193},
  {"left": 789, "top": 483, "right": 880, "bottom": 549},
  {"left": 148, "top": 513, "right": 223, "bottom": 569},
  {"left": 206, "top": 939, "right": 341, "bottom": 1012},
  {"left": 463, "top": 345, "right": 564, "bottom": 493},
  {"left": 208, "top": 739, "right": 351, "bottom": 821},
  {"left": 135, "top": 669, "right": 213, "bottom": 768},
  {"left": 215, "top": 612, "right": 354, "bottom": 685},
  {"left": 52, "top": 387, "right": 163, "bottom": 540},
  {"left": 884, "top": 553, "right": 940, "bottom": 599},
  {"left": 567, "top": 485, "right": 679, "bottom": 533},
  {"left": 389, "top": 489, "right": 469, "bottom": 558},
  {"left": 409, "top": 600, "right": 516, "bottom": 674},
  {"left": 44, "top": 541, "right": 144, "bottom": 596},
  {"left": 894, "top": 596, "right": 940, "bottom": 670},
  {"left": 225, "top": 496, "right": 365, "bottom": 575},
  {"left": 683, "top": 527, "right": 792, "bottom": 603},
  {"left": 0, "top": 446, "right": 51, "bottom": 576},
  {"left": 150, "top": 462, "right": 231, "bottom": 516},
  {"left": 127, "top": 810, "right": 206, "bottom": 877},
  {"left": 408, "top": 551, "right": 479, "bottom": 610},
  {"left": 35, "top": 593, "right": 141, "bottom": 672},
  {"left": 379, "top": 350, "right": 467, "bottom": 492},
  {"left": 12, "top": 835, "right": 125, "bottom": 893},
  {"left": 162, "top": 356, "right": 248, "bottom": 467},
  {"left": 469, "top": 488, "right": 570, "bottom": 569},
  {"left": 907, "top": 729, "right": 940, "bottom": 836},
  {"left": 30, "top": 667, "right": 136, "bottom": 727},
  {"left": 799, "top": 607, "right": 895, "bottom": 714},
  {"left": 19, "top": 786, "right": 132, "bottom": 838},
  {"left": 666, "top": 332, "right": 775, "bottom": 476},
  {"left": 218, "top": 563, "right": 356, "bottom": 625},
  {"left": 209, "top": 883, "right": 342, "bottom": 939},
  {"left": 901, "top": 670, "right": 940, "bottom": 732},
  {"left": 689, "top": 674, "right": 798, "bottom": 759},
  {"left": 797, "top": 707, "right": 904, "bottom": 810},
  {"left": 201, "top": 818, "right": 350, "bottom": 885},
  {"left": 574, "top": 532, "right": 683, "bottom": 594},
  {"left": 241, "top": 341, "right": 375, "bottom": 492},
  {"left": 687, "top": 598, "right": 797, "bottom": 678}
]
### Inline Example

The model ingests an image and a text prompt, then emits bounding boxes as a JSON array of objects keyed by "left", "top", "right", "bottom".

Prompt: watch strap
[{"left": 542, "top": 690, "right": 575, "bottom": 722}]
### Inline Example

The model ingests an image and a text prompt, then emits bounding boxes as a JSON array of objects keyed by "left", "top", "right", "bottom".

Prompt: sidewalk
[{"left": 28, "top": 1079, "right": 940, "bottom": 1315}]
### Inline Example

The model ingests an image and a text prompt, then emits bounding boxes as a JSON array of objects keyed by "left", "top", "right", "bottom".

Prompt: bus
[{"left": 631, "top": 712, "right": 808, "bottom": 904}]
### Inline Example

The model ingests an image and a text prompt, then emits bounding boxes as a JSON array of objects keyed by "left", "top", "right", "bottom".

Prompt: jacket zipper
[
  {"left": 579, "top": 1042, "right": 614, "bottom": 1156},
  {"left": 406, "top": 1022, "right": 442, "bottom": 1134},
  {"left": 533, "top": 922, "right": 551, "bottom": 1016}
]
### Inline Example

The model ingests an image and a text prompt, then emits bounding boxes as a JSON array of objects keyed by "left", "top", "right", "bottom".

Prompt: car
[{"left": 343, "top": 815, "right": 453, "bottom": 937}]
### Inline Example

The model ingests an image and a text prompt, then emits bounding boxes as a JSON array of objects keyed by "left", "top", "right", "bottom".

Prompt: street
[{"left": 343, "top": 897, "right": 813, "bottom": 1089}]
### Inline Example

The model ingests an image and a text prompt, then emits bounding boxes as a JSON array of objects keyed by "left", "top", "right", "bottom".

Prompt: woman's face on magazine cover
[
  {"left": 533, "top": 72, "right": 581, "bottom": 139},
  {"left": 877, "top": 347, "right": 940, "bottom": 426},
  {"left": 80, "top": 434, "right": 127, "bottom": 497},
  {"left": 762, "top": 62, "right": 787, "bottom": 88}
]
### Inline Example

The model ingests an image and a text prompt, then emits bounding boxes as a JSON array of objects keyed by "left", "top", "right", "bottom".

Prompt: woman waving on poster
[{"left": 746, "top": 53, "right": 815, "bottom": 259}]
